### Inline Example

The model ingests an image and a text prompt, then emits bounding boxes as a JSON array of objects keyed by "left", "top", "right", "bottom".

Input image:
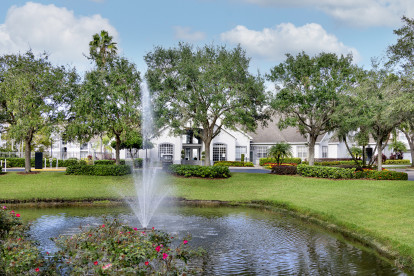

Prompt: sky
[{"left": 0, "top": 0, "right": 413, "bottom": 77}]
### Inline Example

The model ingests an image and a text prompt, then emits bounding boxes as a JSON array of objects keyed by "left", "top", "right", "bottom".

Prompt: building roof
[{"left": 248, "top": 115, "right": 323, "bottom": 144}]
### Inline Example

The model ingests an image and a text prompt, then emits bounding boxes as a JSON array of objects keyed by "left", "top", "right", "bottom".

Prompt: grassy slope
[{"left": 1, "top": 171, "right": 414, "bottom": 265}]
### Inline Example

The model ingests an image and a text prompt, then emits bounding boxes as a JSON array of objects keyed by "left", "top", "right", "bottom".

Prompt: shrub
[
  {"left": 297, "top": 164, "right": 356, "bottom": 179},
  {"left": 301, "top": 160, "right": 361, "bottom": 166},
  {"left": 259, "top": 157, "right": 302, "bottom": 166},
  {"left": 383, "top": 159, "right": 411, "bottom": 165},
  {"left": 270, "top": 165, "right": 297, "bottom": 175},
  {"left": 213, "top": 161, "right": 254, "bottom": 167},
  {"left": 364, "top": 170, "right": 408, "bottom": 180},
  {"left": 168, "top": 165, "right": 231, "bottom": 178},
  {"left": 52, "top": 218, "right": 204, "bottom": 275},
  {"left": 0, "top": 206, "right": 22, "bottom": 239},
  {"left": 66, "top": 165, "right": 131, "bottom": 176},
  {"left": 134, "top": 158, "right": 143, "bottom": 168},
  {"left": 94, "top": 159, "right": 126, "bottom": 165}
]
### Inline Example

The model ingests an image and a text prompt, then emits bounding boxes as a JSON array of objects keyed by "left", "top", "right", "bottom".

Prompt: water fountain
[{"left": 125, "top": 83, "right": 170, "bottom": 228}]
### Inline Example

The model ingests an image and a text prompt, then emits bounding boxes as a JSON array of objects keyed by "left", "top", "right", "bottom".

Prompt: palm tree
[
  {"left": 268, "top": 142, "right": 292, "bottom": 165},
  {"left": 88, "top": 30, "right": 118, "bottom": 68}
]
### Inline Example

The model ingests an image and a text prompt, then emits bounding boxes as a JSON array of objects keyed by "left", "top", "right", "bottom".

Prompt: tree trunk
[
  {"left": 377, "top": 140, "right": 383, "bottom": 171},
  {"left": 362, "top": 145, "right": 366, "bottom": 167},
  {"left": 115, "top": 135, "right": 121, "bottom": 165},
  {"left": 204, "top": 138, "right": 212, "bottom": 166},
  {"left": 24, "top": 138, "right": 32, "bottom": 173},
  {"left": 308, "top": 136, "right": 317, "bottom": 166}
]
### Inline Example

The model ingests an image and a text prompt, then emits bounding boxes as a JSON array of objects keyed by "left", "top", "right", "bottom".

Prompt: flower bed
[
  {"left": 259, "top": 157, "right": 302, "bottom": 166},
  {"left": 168, "top": 164, "right": 231, "bottom": 178}
]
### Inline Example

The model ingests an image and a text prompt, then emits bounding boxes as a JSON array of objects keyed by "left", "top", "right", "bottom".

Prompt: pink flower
[
  {"left": 162, "top": 253, "right": 168, "bottom": 260},
  {"left": 183, "top": 240, "right": 188, "bottom": 244},
  {"left": 102, "top": 264, "right": 112, "bottom": 270},
  {"left": 2, "top": 206, "right": 6, "bottom": 209},
  {"left": 133, "top": 227, "right": 138, "bottom": 231},
  {"left": 152, "top": 227, "right": 155, "bottom": 230},
  {"left": 155, "top": 246, "right": 161, "bottom": 252},
  {"left": 101, "top": 224, "right": 105, "bottom": 228},
  {"left": 145, "top": 261, "right": 149, "bottom": 266},
  {"left": 46, "top": 252, "right": 49, "bottom": 255},
  {"left": 10, "top": 210, "right": 14, "bottom": 214},
  {"left": 94, "top": 261, "right": 98, "bottom": 266},
  {"left": 35, "top": 268, "right": 40, "bottom": 272},
  {"left": 16, "top": 214, "right": 20, "bottom": 217}
]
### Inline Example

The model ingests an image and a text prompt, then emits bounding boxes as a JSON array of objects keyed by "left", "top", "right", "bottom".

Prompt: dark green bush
[
  {"left": 259, "top": 157, "right": 302, "bottom": 166},
  {"left": 301, "top": 160, "right": 360, "bottom": 166},
  {"left": 297, "top": 164, "right": 356, "bottom": 179},
  {"left": 213, "top": 161, "right": 254, "bottom": 167},
  {"left": 134, "top": 158, "right": 143, "bottom": 168},
  {"left": 168, "top": 165, "right": 231, "bottom": 178},
  {"left": 66, "top": 165, "right": 131, "bottom": 176},
  {"left": 270, "top": 165, "right": 297, "bottom": 175},
  {"left": 94, "top": 160, "right": 115, "bottom": 165}
]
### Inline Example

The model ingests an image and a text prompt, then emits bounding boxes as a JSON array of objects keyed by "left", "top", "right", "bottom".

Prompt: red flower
[
  {"left": 133, "top": 227, "right": 138, "bottom": 231},
  {"left": 94, "top": 261, "right": 98, "bottom": 265},
  {"left": 16, "top": 214, "right": 20, "bottom": 217},
  {"left": 152, "top": 227, "right": 155, "bottom": 230},
  {"left": 101, "top": 224, "right": 105, "bottom": 228},
  {"left": 162, "top": 253, "right": 168, "bottom": 260},
  {"left": 145, "top": 261, "right": 149, "bottom": 266},
  {"left": 155, "top": 246, "right": 161, "bottom": 252},
  {"left": 183, "top": 240, "right": 188, "bottom": 244},
  {"left": 35, "top": 268, "right": 40, "bottom": 272}
]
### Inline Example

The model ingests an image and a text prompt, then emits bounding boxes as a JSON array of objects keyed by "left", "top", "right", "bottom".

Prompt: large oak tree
[{"left": 145, "top": 43, "right": 269, "bottom": 166}]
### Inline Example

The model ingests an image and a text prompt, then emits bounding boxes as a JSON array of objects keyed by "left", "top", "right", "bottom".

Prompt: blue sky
[{"left": 0, "top": 0, "right": 411, "bottom": 76}]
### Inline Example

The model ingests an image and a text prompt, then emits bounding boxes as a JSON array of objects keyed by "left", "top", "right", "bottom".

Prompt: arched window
[
  {"left": 159, "top": 143, "right": 174, "bottom": 160},
  {"left": 213, "top": 143, "right": 226, "bottom": 162}
]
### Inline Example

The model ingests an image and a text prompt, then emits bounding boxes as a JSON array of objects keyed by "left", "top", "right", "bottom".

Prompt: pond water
[{"left": 15, "top": 204, "right": 409, "bottom": 275}]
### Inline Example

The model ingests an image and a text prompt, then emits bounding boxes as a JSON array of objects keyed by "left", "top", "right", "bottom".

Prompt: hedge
[
  {"left": 362, "top": 170, "right": 408, "bottom": 180},
  {"left": 297, "top": 164, "right": 356, "bottom": 179},
  {"left": 270, "top": 165, "right": 297, "bottom": 175},
  {"left": 383, "top": 159, "right": 411, "bottom": 165},
  {"left": 213, "top": 161, "right": 254, "bottom": 167},
  {"left": 66, "top": 165, "right": 131, "bottom": 176},
  {"left": 259, "top": 157, "right": 302, "bottom": 166},
  {"left": 301, "top": 160, "right": 361, "bottom": 166},
  {"left": 168, "top": 164, "right": 231, "bottom": 178}
]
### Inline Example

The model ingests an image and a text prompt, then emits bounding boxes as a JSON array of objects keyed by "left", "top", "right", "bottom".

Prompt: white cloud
[
  {"left": 0, "top": 2, "right": 119, "bottom": 71},
  {"left": 220, "top": 23, "right": 359, "bottom": 62},
  {"left": 241, "top": 0, "right": 414, "bottom": 27},
  {"left": 173, "top": 26, "right": 206, "bottom": 42}
]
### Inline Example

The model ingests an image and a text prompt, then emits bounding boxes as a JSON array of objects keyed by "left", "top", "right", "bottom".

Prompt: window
[
  {"left": 213, "top": 143, "right": 226, "bottom": 162},
  {"left": 322, "top": 146, "right": 328, "bottom": 158},
  {"left": 80, "top": 143, "right": 88, "bottom": 150},
  {"left": 236, "top": 146, "right": 247, "bottom": 161},
  {"left": 254, "top": 146, "right": 269, "bottom": 159},
  {"left": 297, "top": 146, "right": 308, "bottom": 159},
  {"left": 159, "top": 143, "right": 174, "bottom": 159}
]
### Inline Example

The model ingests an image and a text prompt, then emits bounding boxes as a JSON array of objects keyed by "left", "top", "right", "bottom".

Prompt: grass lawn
[{"left": 1, "top": 171, "right": 414, "bottom": 268}]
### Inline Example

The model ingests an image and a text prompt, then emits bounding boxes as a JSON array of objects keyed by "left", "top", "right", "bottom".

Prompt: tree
[
  {"left": 387, "top": 16, "right": 414, "bottom": 166},
  {"left": 67, "top": 56, "right": 142, "bottom": 165},
  {"left": 268, "top": 142, "right": 292, "bottom": 165},
  {"left": 388, "top": 140, "right": 408, "bottom": 159},
  {"left": 111, "top": 130, "right": 143, "bottom": 159},
  {"left": 88, "top": 30, "right": 118, "bottom": 69},
  {"left": 268, "top": 52, "right": 358, "bottom": 166},
  {"left": 0, "top": 51, "right": 78, "bottom": 172},
  {"left": 145, "top": 43, "right": 269, "bottom": 166}
]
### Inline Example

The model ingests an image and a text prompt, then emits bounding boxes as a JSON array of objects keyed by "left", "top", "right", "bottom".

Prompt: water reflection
[{"left": 18, "top": 205, "right": 408, "bottom": 275}]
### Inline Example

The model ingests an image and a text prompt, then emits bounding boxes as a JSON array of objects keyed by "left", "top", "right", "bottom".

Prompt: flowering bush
[
  {"left": 213, "top": 161, "right": 254, "bottom": 167},
  {"left": 52, "top": 218, "right": 204, "bottom": 275},
  {"left": 259, "top": 157, "right": 302, "bottom": 166}
]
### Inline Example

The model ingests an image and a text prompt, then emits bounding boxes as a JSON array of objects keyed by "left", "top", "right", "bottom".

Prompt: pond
[{"left": 15, "top": 204, "right": 409, "bottom": 275}]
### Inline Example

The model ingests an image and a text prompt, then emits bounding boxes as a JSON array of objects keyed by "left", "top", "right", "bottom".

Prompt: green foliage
[
  {"left": 168, "top": 164, "right": 231, "bottom": 178},
  {"left": 241, "top": 154, "right": 245, "bottom": 163},
  {"left": 94, "top": 159, "right": 126, "bottom": 166},
  {"left": 270, "top": 165, "right": 297, "bottom": 175},
  {"left": 213, "top": 161, "right": 254, "bottom": 167},
  {"left": 268, "top": 142, "right": 292, "bottom": 165},
  {"left": 259, "top": 157, "right": 302, "bottom": 166},
  {"left": 350, "top": 146, "right": 363, "bottom": 159},
  {"left": 363, "top": 170, "right": 408, "bottom": 180},
  {"left": 302, "top": 160, "right": 361, "bottom": 166},
  {"left": 66, "top": 165, "right": 131, "bottom": 176},
  {"left": 52, "top": 218, "right": 203, "bottom": 275},
  {"left": 0, "top": 51, "right": 78, "bottom": 172},
  {"left": 134, "top": 158, "right": 143, "bottom": 168},
  {"left": 88, "top": 30, "right": 118, "bottom": 68},
  {"left": 2, "top": 158, "right": 81, "bottom": 168},
  {"left": 268, "top": 52, "right": 358, "bottom": 165},
  {"left": 0, "top": 206, "right": 22, "bottom": 239},
  {"left": 383, "top": 159, "right": 411, "bottom": 164},
  {"left": 297, "top": 164, "right": 356, "bottom": 179},
  {"left": 145, "top": 43, "right": 269, "bottom": 166}
]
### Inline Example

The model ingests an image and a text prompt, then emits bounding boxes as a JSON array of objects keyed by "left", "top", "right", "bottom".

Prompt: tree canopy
[
  {"left": 268, "top": 52, "right": 358, "bottom": 166},
  {"left": 145, "top": 43, "right": 270, "bottom": 165}
]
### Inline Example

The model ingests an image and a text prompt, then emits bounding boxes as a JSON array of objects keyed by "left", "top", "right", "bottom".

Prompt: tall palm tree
[
  {"left": 88, "top": 30, "right": 118, "bottom": 69},
  {"left": 268, "top": 142, "right": 292, "bottom": 165}
]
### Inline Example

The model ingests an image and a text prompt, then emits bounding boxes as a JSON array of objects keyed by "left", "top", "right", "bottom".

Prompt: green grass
[{"left": 1, "top": 171, "right": 414, "bottom": 269}]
